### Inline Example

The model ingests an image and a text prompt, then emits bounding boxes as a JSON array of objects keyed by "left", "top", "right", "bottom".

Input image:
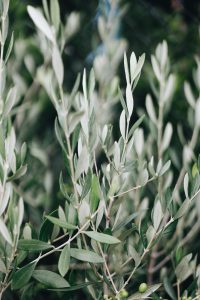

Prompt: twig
[{"left": 113, "top": 177, "right": 155, "bottom": 198}]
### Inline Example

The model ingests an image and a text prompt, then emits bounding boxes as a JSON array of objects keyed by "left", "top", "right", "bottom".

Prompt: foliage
[{"left": 0, "top": 0, "right": 200, "bottom": 300}]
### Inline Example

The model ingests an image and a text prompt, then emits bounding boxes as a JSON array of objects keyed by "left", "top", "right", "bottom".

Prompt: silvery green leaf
[
  {"left": 153, "top": 200, "right": 163, "bottom": 231},
  {"left": 184, "top": 81, "right": 195, "bottom": 108},
  {"left": 148, "top": 156, "right": 156, "bottom": 176},
  {"left": 112, "top": 203, "right": 122, "bottom": 230},
  {"left": 175, "top": 254, "right": 193, "bottom": 283},
  {"left": 5, "top": 31, "right": 14, "bottom": 63},
  {"left": 68, "top": 111, "right": 84, "bottom": 135},
  {"left": 119, "top": 109, "right": 126, "bottom": 140},
  {"left": 82, "top": 69, "right": 87, "bottom": 100},
  {"left": 174, "top": 198, "right": 190, "bottom": 220},
  {"left": 21, "top": 142, "right": 27, "bottom": 164},
  {"left": 27, "top": 6, "right": 55, "bottom": 43},
  {"left": 130, "top": 52, "right": 137, "bottom": 82},
  {"left": 0, "top": 218, "right": 12, "bottom": 245},
  {"left": 2, "top": 12, "right": 8, "bottom": 43},
  {"left": 129, "top": 246, "right": 141, "bottom": 267},
  {"left": 128, "top": 114, "right": 145, "bottom": 139},
  {"left": 70, "top": 248, "right": 104, "bottom": 263},
  {"left": 163, "top": 74, "right": 175, "bottom": 103},
  {"left": 84, "top": 231, "right": 120, "bottom": 244},
  {"left": 75, "top": 146, "right": 89, "bottom": 180},
  {"left": 32, "top": 270, "right": 70, "bottom": 288},
  {"left": 126, "top": 83, "right": 134, "bottom": 117},
  {"left": 101, "top": 125, "right": 108, "bottom": 143},
  {"left": 5, "top": 127, "right": 16, "bottom": 168},
  {"left": 145, "top": 94, "right": 157, "bottom": 124},
  {"left": 146, "top": 225, "right": 156, "bottom": 243},
  {"left": 50, "top": 0, "right": 60, "bottom": 32},
  {"left": 3, "top": 0, "right": 9, "bottom": 16},
  {"left": 89, "top": 69, "right": 95, "bottom": 98},
  {"left": 118, "top": 86, "right": 129, "bottom": 118},
  {"left": 7, "top": 165, "right": 27, "bottom": 181},
  {"left": 124, "top": 52, "right": 130, "bottom": 85},
  {"left": 162, "top": 122, "right": 173, "bottom": 153},
  {"left": 151, "top": 55, "right": 161, "bottom": 81},
  {"left": 78, "top": 199, "right": 90, "bottom": 227},
  {"left": 23, "top": 223, "right": 32, "bottom": 240},
  {"left": 156, "top": 159, "right": 162, "bottom": 174},
  {"left": 52, "top": 45, "right": 64, "bottom": 86},
  {"left": 58, "top": 206, "right": 66, "bottom": 223},
  {"left": 58, "top": 245, "right": 70, "bottom": 277},
  {"left": 184, "top": 173, "right": 189, "bottom": 199},
  {"left": 42, "top": 0, "right": 50, "bottom": 21},
  {"left": 18, "top": 239, "right": 53, "bottom": 251},
  {"left": 131, "top": 53, "right": 145, "bottom": 84},
  {"left": 134, "top": 128, "right": 144, "bottom": 156},
  {"left": 45, "top": 216, "right": 76, "bottom": 230},
  {"left": 0, "top": 182, "right": 11, "bottom": 216},
  {"left": 160, "top": 40, "right": 168, "bottom": 68},
  {"left": 183, "top": 145, "right": 193, "bottom": 164},
  {"left": 195, "top": 99, "right": 200, "bottom": 127},
  {"left": 139, "top": 168, "right": 149, "bottom": 186},
  {"left": 3, "top": 86, "right": 17, "bottom": 118},
  {"left": 159, "top": 160, "right": 171, "bottom": 176}
]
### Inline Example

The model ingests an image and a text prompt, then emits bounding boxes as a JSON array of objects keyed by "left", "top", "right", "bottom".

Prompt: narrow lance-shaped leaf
[
  {"left": 52, "top": 45, "right": 64, "bottom": 86},
  {"left": 27, "top": 6, "right": 55, "bottom": 43},
  {"left": 58, "top": 245, "right": 70, "bottom": 277},
  {"left": 70, "top": 248, "right": 104, "bottom": 263},
  {"left": 11, "top": 262, "right": 37, "bottom": 290},
  {"left": 50, "top": 0, "right": 60, "bottom": 32},
  {"left": 18, "top": 239, "right": 53, "bottom": 252},
  {"left": 0, "top": 218, "right": 12, "bottom": 245},
  {"left": 32, "top": 270, "right": 70, "bottom": 288},
  {"left": 119, "top": 109, "right": 126, "bottom": 140},
  {"left": 45, "top": 215, "right": 77, "bottom": 230},
  {"left": 153, "top": 200, "right": 163, "bottom": 231},
  {"left": 126, "top": 83, "right": 134, "bottom": 118},
  {"left": 83, "top": 231, "right": 121, "bottom": 244},
  {"left": 90, "top": 175, "right": 100, "bottom": 212}
]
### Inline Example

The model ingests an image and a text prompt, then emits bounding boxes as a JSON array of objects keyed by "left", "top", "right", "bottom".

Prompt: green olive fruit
[
  {"left": 139, "top": 283, "right": 148, "bottom": 293},
  {"left": 119, "top": 288, "right": 129, "bottom": 298}
]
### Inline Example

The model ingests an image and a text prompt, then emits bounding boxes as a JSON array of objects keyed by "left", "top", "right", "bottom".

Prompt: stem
[
  {"left": 119, "top": 218, "right": 173, "bottom": 291},
  {"left": 91, "top": 221, "right": 118, "bottom": 294},
  {"left": 113, "top": 177, "right": 155, "bottom": 198},
  {"left": 31, "top": 206, "right": 102, "bottom": 264},
  {"left": 177, "top": 280, "right": 181, "bottom": 300},
  {"left": 59, "top": 84, "right": 79, "bottom": 204}
]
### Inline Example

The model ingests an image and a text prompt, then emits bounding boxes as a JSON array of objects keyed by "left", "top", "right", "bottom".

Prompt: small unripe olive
[
  {"left": 119, "top": 288, "right": 129, "bottom": 298},
  {"left": 187, "top": 297, "right": 192, "bottom": 300},
  {"left": 182, "top": 297, "right": 187, "bottom": 300},
  {"left": 139, "top": 283, "right": 148, "bottom": 293}
]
